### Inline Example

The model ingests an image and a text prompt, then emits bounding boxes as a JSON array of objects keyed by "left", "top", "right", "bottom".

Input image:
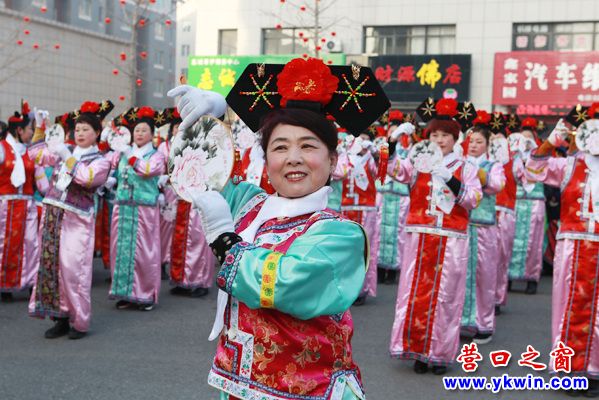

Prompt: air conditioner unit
[{"left": 325, "top": 38, "right": 343, "bottom": 53}]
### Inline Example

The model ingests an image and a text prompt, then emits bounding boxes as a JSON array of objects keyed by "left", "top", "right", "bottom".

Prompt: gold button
[{"left": 576, "top": 211, "right": 581, "bottom": 216}]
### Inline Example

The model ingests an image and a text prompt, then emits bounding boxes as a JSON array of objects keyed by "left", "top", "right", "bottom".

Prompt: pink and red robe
[
  {"left": 387, "top": 152, "right": 482, "bottom": 366},
  {"left": 28, "top": 146, "right": 111, "bottom": 332},
  {"left": 527, "top": 151, "right": 599, "bottom": 379}
]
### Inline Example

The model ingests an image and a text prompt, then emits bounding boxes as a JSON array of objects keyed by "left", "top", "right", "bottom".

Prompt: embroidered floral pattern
[{"left": 217, "top": 241, "right": 255, "bottom": 294}]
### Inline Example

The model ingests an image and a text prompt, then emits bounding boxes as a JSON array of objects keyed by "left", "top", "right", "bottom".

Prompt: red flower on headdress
[
  {"left": 137, "top": 106, "right": 155, "bottom": 119},
  {"left": 435, "top": 98, "right": 458, "bottom": 118},
  {"left": 80, "top": 101, "right": 100, "bottom": 114},
  {"left": 473, "top": 110, "right": 491, "bottom": 126},
  {"left": 588, "top": 102, "right": 599, "bottom": 119},
  {"left": 277, "top": 57, "right": 339, "bottom": 108},
  {"left": 376, "top": 126, "right": 387, "bottom": 138},
  {"left": 60, "top": 113, "right": 69, "bottom": 126},
  {"left": 389, "top": 110, "right": 404, "bottom": 123},
  {"left": 521, "top": 117, "right": 538, "bottom": 129},
  {"left": 21, "top": 101, "right": 30, "bottom": 115}
]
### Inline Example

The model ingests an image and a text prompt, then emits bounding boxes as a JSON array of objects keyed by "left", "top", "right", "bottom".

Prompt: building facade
[
  {"left": 0, "top": 0, "right": 176, "bottom": 119},
  {"left": 176, "top": 0, "right": 599, "bottom": 119}
]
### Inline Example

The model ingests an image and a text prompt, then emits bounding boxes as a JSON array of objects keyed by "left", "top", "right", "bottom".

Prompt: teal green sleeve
[
  {"left": 220, "top": 180, "right": 265, "bottom": 219},
  {"left": 216, "top": 219, "right": 367, "bottom": 320}
]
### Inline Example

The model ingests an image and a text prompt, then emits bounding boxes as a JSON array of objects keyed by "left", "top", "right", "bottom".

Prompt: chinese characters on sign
[
  {"left": 493, "top": 51, "right": 599, "bottom": 106},
  {"left": 369, "top": 55, "right": 471, "bottom": 103},
  {"left": 456, "top": 342, "right": 575, "bottom": 373}
]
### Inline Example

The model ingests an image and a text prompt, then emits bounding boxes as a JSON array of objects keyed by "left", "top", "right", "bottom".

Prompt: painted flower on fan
[
  {"left": 276, "top": 57, "right": 339, "bottom": 108},
  {"left": 473, "top": 110, "right": 491, "bottom": 126},
  {"left": 435, "top": 98, "right": 458, "bottom": 118},
  {"left": 137, "top": 106, "right": 155, "bottom": 119},
  {"left": 521, "top": 117, "right": 538, "bottom": 129},
  {"left": 172, "top": 147, "right": 208, "bottom": 194},
  {"left": 80, "top": 101, "right": 100, "bottom": 114}
]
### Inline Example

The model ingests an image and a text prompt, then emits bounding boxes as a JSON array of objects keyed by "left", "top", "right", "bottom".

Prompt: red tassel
[{"left": 377, "top": 146, "right": 389, "bottom": 185}]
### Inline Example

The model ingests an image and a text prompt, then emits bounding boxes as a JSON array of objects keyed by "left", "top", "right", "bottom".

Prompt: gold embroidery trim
[
  {"left": 260, "top": 252, "right": 282, "bottom": 308},
  {"left": 65, "top": 157, "right": 77, "bottom": 171},
  {"left": 144, "top": 161, "right": 151, "bottom": 177},
  {"left": 87, "top": 168, "right": 94, "bottom": 188}
]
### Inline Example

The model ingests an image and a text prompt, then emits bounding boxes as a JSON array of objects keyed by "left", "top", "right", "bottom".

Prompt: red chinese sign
[{"left": 493, "top": 51, "right": 599, "bottom": 106}]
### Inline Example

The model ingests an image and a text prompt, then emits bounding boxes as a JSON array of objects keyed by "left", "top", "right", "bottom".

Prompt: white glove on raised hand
[
  {"left": 189, "top": 190, "right": 235, "bottom": 244},
  {"left": 51, "top": 143, "right": 72, "bottom": 161},
  {"left": 391, "top": 122, "right": 415, "bottom": 141},
  {"left": 157, "top": 175, "right": 169, "bottom": 189},
  {"left": 166, "top": 85, "right": 227, "bottom": 132},
  {"left": 431, "top": 164, "right": 452, "bottom": 182},
  {"left": 104, "top": 176, "right": 117, "bottom": 190},
  {"left": 547, "top": 118, "right": 569, "bottom": 146},
  {"left": 348, "top": 137, "right": 363, "bottom": 155},
  {"left": 157, "top": 193, "right": 166, "bottom": 208},
  {"left": 34, "top": 108, "right": 49, "bottom": 128}
]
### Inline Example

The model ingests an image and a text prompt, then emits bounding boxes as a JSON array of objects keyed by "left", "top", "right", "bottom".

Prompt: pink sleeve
[
  {"left": 332, "top": 153, "right": 350, "bottom": 180},
  {"left": 106, "top": 151, "right": 121, "bottom": 170},
  {"left": 131, "top": 151, "right": 166, "bottom": 178},
  {"left": 525, "top": 150, "right": 569, "bottom": 187},
  {"left": 71, "top": 158, "right": 111, "bottom": 189},
  {"left": 457, "top": 162, "right": 483, "bottom": 210},
  {"left": 157, "top": 142, "right": 170, "bottom": 169},
  {"left": 30, "top": 145, "right": 60, "bottom": 168},
  {"left": 387, "top": 155, "right": 413, "bottom": 183},
  {"left": 483, "top": 162, "right": 506, "bottom": 195},
  {"left": 34, "top": 165, "right": 49, "bottom": 195}
]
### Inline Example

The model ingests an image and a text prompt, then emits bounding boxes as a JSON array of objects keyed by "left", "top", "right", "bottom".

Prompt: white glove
[
  {"left": 391, "top": 122, "right": 415, "bottom": 141},
  {"left": 166, "top": 85, "right": 227, "bottom": 132},
  {"left": 51, "top": 143, "right": 72, "bottom": 161},
  {"left": 157, "top": 193, "right": 166, "bottom": 207},
  {"left": 188, "top": 190, "right": 235, "bottom": 244},
  {"left": 157, "top": 175, "right": 169, "bottom": 189},
  {"left": 361, "top": 139, "right": 373, "bottom": 150},
  {"left": 547, "top": 118, "right": 569, "bottom": 146},
  {"left": 114, "top": 143, "right": 132, "bottom": 157},
  {"left": 100, "top": 127, "right": 110, "bottom": 142},
  {"left": 104, "top": 176, "right": 117, "bottom": 190},
  {"left": 34, "top": 108, "right": 49, "bottom": 129},
  {"left": 431, "top": 164, "right": 452, "bottom": 182},
  {"left": 348, "top": 137, "right": 363, "bottom": 155}
]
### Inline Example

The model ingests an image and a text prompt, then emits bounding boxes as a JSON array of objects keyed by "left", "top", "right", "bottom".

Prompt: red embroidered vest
[
  {"left": 405, "top": 164, "right": 469, "bottom": 236},
  {"left": 496, "top": 159, "right": 516, "bottom": 211},
  {"left": 0, "top": 140, "right": 35, "bottom": 196},
  {"left": 341, "top": 163, "right": 377, "bottom": 209},
  {"left": 210, "top": 200, "right": 363, "bottom": 399},
  {"left": 559, "top": 157, "right": 598, "bottom": 240}
]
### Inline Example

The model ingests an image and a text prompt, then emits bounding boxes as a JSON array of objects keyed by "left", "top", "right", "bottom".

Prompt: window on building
[
  {"left": 218, "top": 29, "right": 237, "bottom": 55},
  {"left": 262, "top": 27, "right": 312, "bottom": 55},
  {"left": 182, "top": 22, "right": 192, "bottom": 33},
  {"left": 154, "top": 80, "right": 165, "bottom": 97},
  {"left": 79, "top": 0, "right": 92, "bottom": 21},
  {"left": 513, "top": 22, "right": 599, "bottom": 51},
  {"left": 32, "top": 0, "right": 47, "bottom": 7},
  {"left": 363, "top": 25, "right": 456, "bottom": 55},
  {"left": 155, "top": 51, "right": 164, "bottom": 67},
  {"left": 181, "top": 44, "right": 190, "bottom": 57},
  {"left": 155, "top": 22, "right": 165, "bottom": 40},
  {"left": 181, "top": 68, "right": 188, "bottom": 77}
]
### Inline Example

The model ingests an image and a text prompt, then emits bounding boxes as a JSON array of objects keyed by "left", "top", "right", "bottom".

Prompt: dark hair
[
  {"left": 469, "top": 125, "right": 492, "bottom": 145},
  {"left": 133, "top": 118, "right": 155, "bottom": 133},
  {"left": 426, "top": 118, "right": 461, "bottom": 140},
  {"left": 0, "top": 121, "right": 7, "bottom": 140},
  {"left": 259, "top": 108, "right": 338, "bottom": 155},
  {"left": 76, "top": 113, "right": 102, "bottom": 142},
  {"left": 168, "top": 121, "right": 179, "bottom": 140}
]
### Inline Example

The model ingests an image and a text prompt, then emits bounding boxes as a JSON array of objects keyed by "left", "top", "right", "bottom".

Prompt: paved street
[{"left": 0, "top": 261, "right": 568, "bottom": 399}]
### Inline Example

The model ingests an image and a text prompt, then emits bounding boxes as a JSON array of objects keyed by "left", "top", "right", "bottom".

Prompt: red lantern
[
  {"left": 113, "top": 69, "right": 119, "bottom": 75},
  {"left": 331, "top": 32, "right": 336, "bottom": 36},
  {"left": 275, "top": 24, "right": 282, "bottom": 29},
  {"left": 140, "top": 51, "right": 148, "bottom": 59},
  {"left": 302, "top": 53, "right": 308, "bottom": 58},
  {"left": 300, "top": 6, "right": 306, "bottom": 11},
  {"left": 120, "top": 52, "right": 127, "bottom": 61},
  {"left": 321, "top": 38, "right": 326, "bottom": 43},
  {"left": 105, "top": 17, "right": 111, "bottom": 24},
  {"left": 40, "top": 6, "right": 47, "bottom": 12},
  {"left": 316, "top": 46, "right": 322, "bottom": 51},
  {"left": 136, "top": 78, "right": 142, "bottom": 86},
  {"left": 24, "top": 29, "right": 30, "bottom": 35},
  {"left": 302, "top": 38, "right": 308, "bottom": 43},
  {"left": 23, "top": 16, "right": 30, "bottom": 22},
  {"left": 54, "top": 43, "right": 60, "bottom": 50},
  {"left": 138, "top": 19, "right": 145, "bottom": 27},
  {"left": 33, "top": 43, "right": 39, "bottom": 49},
  {"left": 150, "top": 0, "right": 156, "bottom": 3},
  {"left": 120, "top": 0, "right": 126, "bottom": 4},
  {"left": 17, "top": 40, "right": 23, "bottom": 46},
  {"left": 280, "top": 0, "right": 285, "bottom": 3},
  {"left": 119, "top": 95, "right": 126, "bottom": 101},
  {"left": 165, "top": 19, "right": 172, "bottom": 26},
  {"left": 327, "top": 60, "right": 333, "bottom": 65},
  {"left": 298, "top": 32, "right": 304, "bottom": 37}
]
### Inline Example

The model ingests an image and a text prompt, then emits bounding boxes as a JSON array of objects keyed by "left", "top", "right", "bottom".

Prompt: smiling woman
[{"left": 167, "top": 57, "right": 390, "bottom": 400}]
